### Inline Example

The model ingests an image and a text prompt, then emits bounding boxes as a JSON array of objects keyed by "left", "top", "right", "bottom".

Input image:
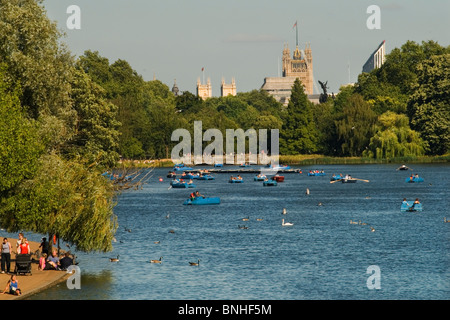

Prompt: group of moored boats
[{"left": 166, "top": 163, "right": 427, "bottom": 210}]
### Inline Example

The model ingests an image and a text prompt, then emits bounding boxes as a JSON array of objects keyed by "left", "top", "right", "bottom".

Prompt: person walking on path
[{"left": 1, "top": 238, "right": 12, "bottom": 274}]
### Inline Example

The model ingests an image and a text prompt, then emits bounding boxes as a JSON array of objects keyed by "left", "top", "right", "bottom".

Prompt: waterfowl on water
[
  {"left": 154, "top": 241, "right": 160, "bottom": 244},
  {"left": 444, "top": 217, "right": 450, "bottom": 223},
  {"left": 189, "top": 259, "right": 200, "bottom": 266},
  {"left": 242, "top": 216, "right": 249, "bottom": 221},
  {"left": 282, "top": 219, "right": 293, "bottom": 226},
  {"left": 238, "top": 225, "right": 249, "bottom": 229},
  {"left": 150, "top": 257, "right": 163, "bottom": 263},
  {"left": 109, "top": 255, "right": 120, "bottom": 262},
  {"left": 370, "top": 226, "right": 375, "bottom": 232},
  {"left": 282, "top": 208, "right": 287, "bottom": 215},
  {"left": 350, "top": 220, "right": 358, "bottom": 225},
  {"left": 256, "top": 218, "right": 263, "bottom": 221}
]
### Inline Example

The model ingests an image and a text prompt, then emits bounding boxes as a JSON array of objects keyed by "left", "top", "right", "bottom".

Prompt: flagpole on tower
[
  {"left": 202, "top": 67, "right": 205, "bottom": 84},
  {"left": 293, "top": 20, "right": 298, "bottom": 47}
]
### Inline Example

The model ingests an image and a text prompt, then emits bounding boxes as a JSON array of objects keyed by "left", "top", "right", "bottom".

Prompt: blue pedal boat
[
  {"left": 254, "top": 175, "right": 266, "bottom": 181},
  {"left": 263, "top": 180, "right": 277, "bottom": 186},
  {"left": 197, "top": 175, "right": 215, "bottom": 180},
  {"left": 183, "top": 197, "right": 221, "bottom": 205},
  {"left": 401, "top": 202, "right": 423, "bottom": 211},
  {"left": 170, "top": 181, "right": 195, "bottom": 188},
  {"left": 405, "top": 177, "right": 424, "bottom": 183}
]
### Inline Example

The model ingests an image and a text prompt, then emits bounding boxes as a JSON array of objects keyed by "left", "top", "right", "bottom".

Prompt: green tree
[
  {"left": 363, "top": 111, "right": 427, "bottom": 159},
  {"left": 63, "top": 68, "right": 121, "bottom": 167},
  {"left": 0, "top": 155, "right": 118, "bottom": 252},
  {"left": 280, "top": 78, "right": 319, "bottom": 154},
  {"left": 0, "top": 1, "right": 120, "bottom": 253},
  {"left": 0, "top": 0, "right": 74, "bottom": 141},
  {"left": 407, "top": 54, "right": 450, "bottom": 155},
  {"left": 0, "top": 67, "right": 43, "bottom": 192},
  {"left": 334, "top": 94, "right": 377, "bottom": 156}
]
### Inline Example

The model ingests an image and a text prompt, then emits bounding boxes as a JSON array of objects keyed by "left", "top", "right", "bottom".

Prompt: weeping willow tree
[
  {"left": 0, "top": 154, "right": 118, "bottom": 252},
  {"left": 363, "top": 111, "right": 428, "bottom": 159}
]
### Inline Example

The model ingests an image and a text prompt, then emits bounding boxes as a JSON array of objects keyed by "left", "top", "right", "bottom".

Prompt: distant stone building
[
  {"left": 261, "top": 43, "right": 315, "bottom": 105},
  {"left": 221, "top": 77, "right": 236, "bottom": 97},
  {"left": 172, "top": 79, "right": 180, "bottom": 96},
  {"left": 197, "top": 77, "right": 212, "bottom": 100},
  {"left": 362, "top": 40, "right": 386, "bottom": 73}
]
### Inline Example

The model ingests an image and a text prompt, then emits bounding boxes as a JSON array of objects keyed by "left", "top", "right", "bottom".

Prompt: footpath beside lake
[{"left": 0, "top": 238, "right": 69, "bottom": 300}]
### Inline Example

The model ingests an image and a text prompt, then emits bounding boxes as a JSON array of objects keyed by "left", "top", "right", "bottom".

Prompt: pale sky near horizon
[{"left": 43, "top": 0, "right": 449, "bottom": 95}]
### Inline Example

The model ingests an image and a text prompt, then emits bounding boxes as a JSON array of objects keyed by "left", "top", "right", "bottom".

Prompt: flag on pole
[
  {"left": 293, "top": 21, "right": 297, "bottom": 29},
  {"left": 201, "top": 67, "right": 204, "bottom": 71}
]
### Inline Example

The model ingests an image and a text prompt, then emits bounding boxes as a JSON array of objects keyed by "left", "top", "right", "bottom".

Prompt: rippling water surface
[{"left": 27, "top": 164, "right": 449, "bottom": 300}]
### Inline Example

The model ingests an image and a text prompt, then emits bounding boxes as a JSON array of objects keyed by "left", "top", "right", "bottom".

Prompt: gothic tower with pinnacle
[
  {"left": 197, "top": 77, "right": 212, "bottom": 100},
  {"left": 282, "top": 42, "right": 313, "bottom": 94},
  {"left": 221, "top": 77, "right": 236, "bottom": 97}
]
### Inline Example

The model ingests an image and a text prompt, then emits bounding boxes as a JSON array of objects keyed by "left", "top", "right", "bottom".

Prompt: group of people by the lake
[{"left": 1, "top": 233, "right": 75, "bottom": 297}]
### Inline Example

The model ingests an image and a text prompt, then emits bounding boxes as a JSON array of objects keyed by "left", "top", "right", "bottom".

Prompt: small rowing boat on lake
[
  {"left": 271, "top": 175, "right": 284, "bottom": 182},
  {"left": 341, "top": 178, "right": 357, "bottom": 183}
]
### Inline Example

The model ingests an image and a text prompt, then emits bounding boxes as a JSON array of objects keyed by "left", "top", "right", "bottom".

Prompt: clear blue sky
[{"left": 43, "top": 0, "right": 449, "bottom": 95}]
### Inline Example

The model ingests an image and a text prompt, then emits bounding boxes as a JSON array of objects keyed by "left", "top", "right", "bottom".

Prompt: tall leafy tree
[
  {"left": 334, "top": 94, "right": 377, "bottom": 156},
  {"left": 0, "top": 0, "right": 119, "bottom": 252},
  {"left": 0, "top": 0, "right": 75, "bottom": 146},
  {"left": 63, "top": 68, "right": 121, "bottom": 167},
  {"left": 407, "top": 54, "right": 450, "bottom": 155},
  {"left": 0, "top": 66, "right": 43, "bottom": 193},
  {"left": 280, "top": 78, "right": 319, "bottom": 154}
]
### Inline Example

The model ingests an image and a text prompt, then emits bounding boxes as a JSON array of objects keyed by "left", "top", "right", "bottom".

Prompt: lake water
[{"left": 26, "top": 164, "right": 449, "bottom": 300}]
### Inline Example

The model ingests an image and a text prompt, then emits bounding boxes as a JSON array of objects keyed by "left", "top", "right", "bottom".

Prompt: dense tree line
[
  {"left": 78, "top": 41, "right": 448, "bottom": 160},
  {"left": 0, "top": 1, "right": 447, "bottom": 252}
]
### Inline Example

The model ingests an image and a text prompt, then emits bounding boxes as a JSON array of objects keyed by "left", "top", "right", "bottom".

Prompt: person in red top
[{"left": 18, "top": 238, "right": 30, "bottom": 255}]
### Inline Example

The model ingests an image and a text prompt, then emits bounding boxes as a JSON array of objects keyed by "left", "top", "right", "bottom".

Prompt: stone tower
[
  {"left": 172, "top": 79, "right": 180, "bottom": 96},
  {"left": 221, "top": 77, "right": 236, "bottom": 97},
  {"left": 197, "top": 77, "right": 212, "bottom": 100},
  {"left": 281, "top": 43, "right": 313, "bottom": 94}
]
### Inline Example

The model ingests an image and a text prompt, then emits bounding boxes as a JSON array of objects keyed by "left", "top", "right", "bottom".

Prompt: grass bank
[
  {"left": 279, "top": 154, "right": 450, "bottom": 165},
  {"left": 116, "top": 153, "right": 449, "bottom": 168}
]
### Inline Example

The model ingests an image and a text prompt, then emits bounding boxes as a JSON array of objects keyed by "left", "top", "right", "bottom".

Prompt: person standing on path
[{"left": 1, "top": 238, "right": 12, "bottom": 274}]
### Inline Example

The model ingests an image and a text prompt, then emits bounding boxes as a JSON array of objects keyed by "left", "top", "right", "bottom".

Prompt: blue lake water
[{"left": 25, "top": 164, "right": 449, "bottom": 300}]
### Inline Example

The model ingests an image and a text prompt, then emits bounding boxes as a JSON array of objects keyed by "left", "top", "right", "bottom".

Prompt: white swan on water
[{"left": 282, "top": 219, "right": 293, "bottom": 226}]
